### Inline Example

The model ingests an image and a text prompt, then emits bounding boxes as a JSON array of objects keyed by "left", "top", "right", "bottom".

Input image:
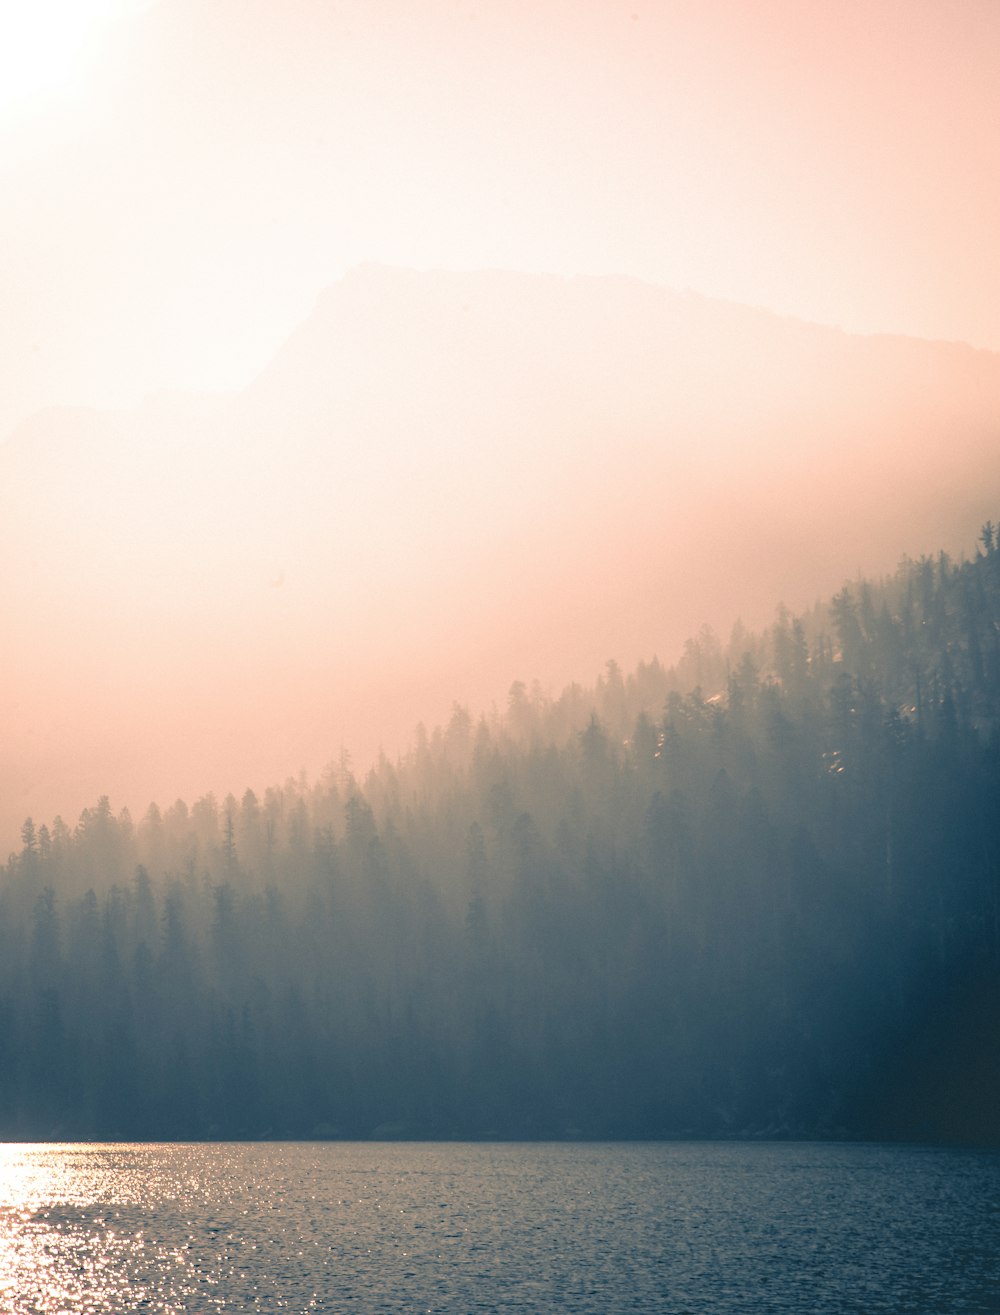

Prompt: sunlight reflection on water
[{"left": 0, "top": 1141, "right": 998, "bottom": 1313}]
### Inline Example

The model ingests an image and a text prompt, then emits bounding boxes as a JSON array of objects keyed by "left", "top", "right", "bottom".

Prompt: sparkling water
[{"left": 1, "top": 1140, "right": 997, "bottom": 1313}]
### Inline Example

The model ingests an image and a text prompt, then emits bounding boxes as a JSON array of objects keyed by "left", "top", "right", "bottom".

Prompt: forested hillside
[{"left": 3, "top": 527, "right": 1000, "bottom": 1144}]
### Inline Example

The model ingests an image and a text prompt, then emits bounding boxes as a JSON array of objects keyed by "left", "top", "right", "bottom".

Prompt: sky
[
  {"left": 2, "top": 0, "right": 1000, "bottom": 842},
  {"left": 1, "top": 0, "right": 999, "bottom": 441}
]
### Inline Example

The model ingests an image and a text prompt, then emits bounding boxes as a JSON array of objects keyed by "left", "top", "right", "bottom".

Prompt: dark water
[{"left": 0, "top": 1140, "right": 997, "bottom": 1313}]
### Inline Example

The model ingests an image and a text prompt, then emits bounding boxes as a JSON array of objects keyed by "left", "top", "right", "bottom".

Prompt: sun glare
[{"left": 0, "top": 0, "right": 147, "bottom": 110}]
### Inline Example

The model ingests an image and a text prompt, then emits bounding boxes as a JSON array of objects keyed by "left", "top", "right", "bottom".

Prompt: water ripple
[{"left": 0, "top": 1141, "right": 997, "bottom": 1313}]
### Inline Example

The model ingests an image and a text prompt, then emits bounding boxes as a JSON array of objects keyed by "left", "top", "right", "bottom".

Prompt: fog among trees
[
  {"left": 5, "top": 266, "right": 1000, "bottom": 851},
  {"left": 2, "top": 526, "right": 999, "bottom": 1144}
]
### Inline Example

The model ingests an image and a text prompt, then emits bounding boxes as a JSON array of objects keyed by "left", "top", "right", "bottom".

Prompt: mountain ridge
[
  {"left": 2, "top": 263, "right": 999, "bottom": 852},
  {"left": 7, "top": 263, "right": 1000, "bottom": 454}
]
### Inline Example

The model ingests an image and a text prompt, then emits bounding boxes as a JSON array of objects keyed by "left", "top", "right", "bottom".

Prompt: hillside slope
[{"left": 2, "top": 526, "right": 999, "bottom": 1142}]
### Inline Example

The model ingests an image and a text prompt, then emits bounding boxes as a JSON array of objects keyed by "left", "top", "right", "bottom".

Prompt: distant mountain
[{"left": 2, "top": 265, "right": 999, "bottom": 846}]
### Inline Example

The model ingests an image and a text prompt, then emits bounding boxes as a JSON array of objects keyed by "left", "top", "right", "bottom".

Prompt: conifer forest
[{"left": 3, "top": 527, "right": 1000, "bottom": 1145}]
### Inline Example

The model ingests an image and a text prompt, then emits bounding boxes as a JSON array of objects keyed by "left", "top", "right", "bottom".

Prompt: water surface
[{"left": 1, "top": 1140, "right": 997, "bottom": 1313}]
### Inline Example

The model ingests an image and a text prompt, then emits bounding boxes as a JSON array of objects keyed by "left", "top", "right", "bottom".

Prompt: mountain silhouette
[{"left": 2, "top": 265, "right": 999, "bottom": 845}]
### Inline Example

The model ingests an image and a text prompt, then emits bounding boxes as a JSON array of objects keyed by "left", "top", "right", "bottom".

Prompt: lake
[{"left": 0, "top": 1140, "right": 997, "bottom": 1312}]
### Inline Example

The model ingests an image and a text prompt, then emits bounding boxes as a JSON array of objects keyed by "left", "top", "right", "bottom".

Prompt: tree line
[{"left": 2, "top": 525, "right": 999, "bottom": 1142}]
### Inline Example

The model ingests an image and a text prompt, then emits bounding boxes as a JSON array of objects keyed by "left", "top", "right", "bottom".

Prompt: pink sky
[
  {"left": 1, "top": 0, "right": 999, "bottom": 846},
  {"left": 1, "top": 0, "right": 999, "bottom": 437}
]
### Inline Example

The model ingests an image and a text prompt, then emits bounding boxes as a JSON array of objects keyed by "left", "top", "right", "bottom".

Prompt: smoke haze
[{"left": 3, "top": 266, "right": 999, "bottom": 846}]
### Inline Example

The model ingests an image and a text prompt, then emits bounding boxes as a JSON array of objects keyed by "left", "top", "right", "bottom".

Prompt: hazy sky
[
  {"left": 3, "top": 0, "right": 1000, "bottom": 844},
  {"left": 2, "top": 0, "right": 999, "bottom": 439}
]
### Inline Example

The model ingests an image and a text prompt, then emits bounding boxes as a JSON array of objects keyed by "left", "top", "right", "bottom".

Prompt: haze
[{"left": 2, "top": 0, "right": 999, "bottom": 847}]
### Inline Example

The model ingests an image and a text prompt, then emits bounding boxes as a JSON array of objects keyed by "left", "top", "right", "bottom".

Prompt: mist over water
[{"left": 2, "top": 1141, "right": 998, "bottom": 1314}]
